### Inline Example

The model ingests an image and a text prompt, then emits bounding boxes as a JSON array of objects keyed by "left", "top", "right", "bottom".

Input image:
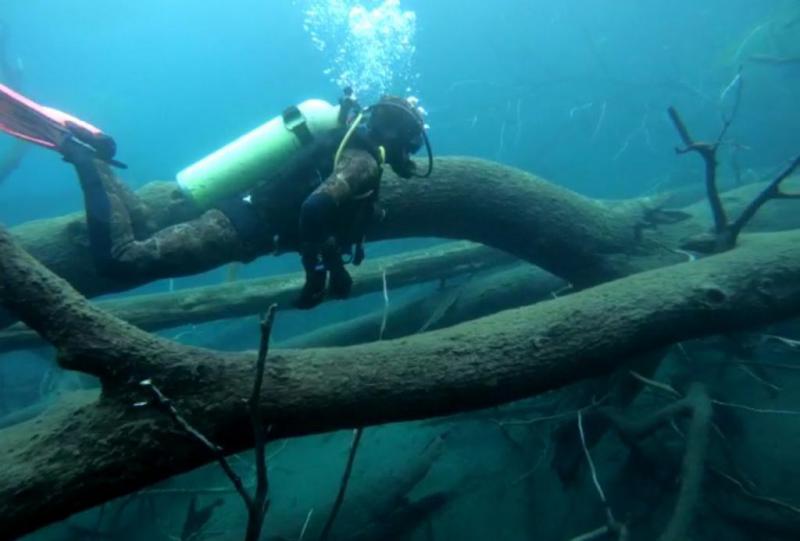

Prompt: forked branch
[
  {"left": 139, "top": 303, "right": 278, "bottom": 541},
  {"left": 668, "top": 100, "right": 800, "bottom": 251}
]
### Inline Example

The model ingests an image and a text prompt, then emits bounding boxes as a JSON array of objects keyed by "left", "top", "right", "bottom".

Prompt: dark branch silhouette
[
  {"left": 668, "top": 83, "right": 800, "bottom": 252},
  {"left": 139, "top": 303, "right": 277, "bottom": 541}
]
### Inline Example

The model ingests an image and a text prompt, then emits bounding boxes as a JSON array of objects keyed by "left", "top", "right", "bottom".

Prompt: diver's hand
[{"left": 390, "top": 158, "right": 417, "bottom": 179}]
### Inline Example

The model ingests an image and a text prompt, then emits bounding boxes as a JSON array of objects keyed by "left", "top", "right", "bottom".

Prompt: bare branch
[
  {"left": 140, "top": 381, "right": 255, "bottom": 511},
  {"left": 717, "top": 67, "right": 743, "bottom": 145},
  {"left": 140, "top": 304, "right": 279, "bottom": 541},
  {"left": 667, "top": 107, "right": 728, "bottom": 234},
  {"left": 578, "top": 410, "right": 616, "bottom": 526},
  {"left": 668, "top": 100, "right": 800, "bottom": 250},
  {"left": 319, "top": 428, "right": 364, "bottom": 541},
  {"left": 246, "top": 304, "right": 278, "bottom": 540},
  {"left": 729, "top": 155, "right": 800, "bottom": 240}
]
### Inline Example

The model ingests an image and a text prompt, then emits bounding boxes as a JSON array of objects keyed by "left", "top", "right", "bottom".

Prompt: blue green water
[{"left": 2, "top": 1, "right": 800, "bottom": 539}]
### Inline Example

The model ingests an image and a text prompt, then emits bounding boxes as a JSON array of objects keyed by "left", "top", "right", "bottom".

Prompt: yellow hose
[{"left": 334, "top": 111, "right": 364, "bottom": 170}]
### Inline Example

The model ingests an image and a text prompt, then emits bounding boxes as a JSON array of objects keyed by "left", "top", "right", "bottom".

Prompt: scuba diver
[{"left": 0, "top": 84, "right": 432, "bottom": 309}]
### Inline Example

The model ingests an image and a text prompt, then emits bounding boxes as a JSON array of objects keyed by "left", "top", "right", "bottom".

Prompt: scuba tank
[{"left": 176, "top": 99, "right": 341, "bottom": 209}]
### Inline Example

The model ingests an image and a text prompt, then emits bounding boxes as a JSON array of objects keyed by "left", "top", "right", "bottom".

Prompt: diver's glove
[{"left": 389, "top": 156, "right": 417, "bottom": 179}]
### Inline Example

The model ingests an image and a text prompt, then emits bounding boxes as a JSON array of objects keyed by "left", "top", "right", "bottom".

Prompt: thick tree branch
[
  {"left": 3, "top": 224, "right": 800, "bottom": 536},
  {"left": 0, "top": 242, "right": 510, "bottom": 354},
  {"left": 9, "top": 158, "right": 676, "bottom": 303},
  {"left": 283, "top": 265, "right": 564, "bottom": 349},
  {"left": 6, "top": 177, "right": 800, "bottom": 350}
]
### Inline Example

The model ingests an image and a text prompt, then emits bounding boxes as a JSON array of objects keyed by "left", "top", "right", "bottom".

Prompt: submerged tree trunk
[
  {"left": 0, "top": 242, "right": 511, "bottom": 354},
  {"left": 282, "top": 264, "right": 564, "bottom": 348},
  {"left": 2, "top": 224, "right": 800, "bottom": 538},
  {"left": 9, "top": 158, "right": 682, "bottom": 300}
]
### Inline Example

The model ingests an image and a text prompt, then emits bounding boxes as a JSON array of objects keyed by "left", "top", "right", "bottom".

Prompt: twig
[
  {"left": 575, "top": 410, "right": 629, "bottom": 539},
  {"left": 761, "top": 334, "right": 800, "bottom": 350},
  {"left": 511, "top": 439, "right": 550, "bottom": 486},
  {"left": 139, "top": 303, "right": 278, "bottom": 541},
  {"left": 670, "top": 248, "right": 697, "bottom": 262},
  {"left": 578, "top": 410, "right": 615, "bottom": 525},
  {"left": 632, "top": 370, "right": 799, "bottom": 415},
  {"left": 710, "top": 467, "right": 800, "bottom": 516},
  {"left": 139, "top": 381, "right": 254, "bottom": 510},
  {"left": 569, "top": 525, "right": 611, "bottom": 541},
  {"left": 629, "top": 370, "right": 681, "bottom": 398},
  {"left": 246, "top": 304, "right": 278, "bottom": 541},
  {"left": 711, "top": 400, "right": 800, "bottom": 416},
  {"left": 632, "top": 371, "right": 800, "bottom": 416},
  {"left": 319, "top": 428, "right": 364, "bottom": 541},
  {"left": 718, "top": 67, "right": 743, "bottom": 143},
  {"left": 298, "top": 508, "right": 314, "bottom": 541},
  {"left": 737, "top": 364, "right": 782, "bottom": 393},
  {"left": 495, "top": 409, "right": 582, "bottom": 427},
  {"left": 267, "top": 439, "right": 289, "bottom": 461}
]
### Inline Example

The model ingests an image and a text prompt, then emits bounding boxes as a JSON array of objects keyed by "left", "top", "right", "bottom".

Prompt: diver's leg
[
  {"left": 295, "top": 192, "right": 338, "bottom": 308},
  {"left": 322, "top": 239, "right": 352, "bottom": 299},
  {"left": 68, "top": 147, "right": 266, "bottom": 281},
  {"left": 294, "top": 248, "right": 327, "bottom": 309},
  {"left": 68, "top": 150, "right": 136, "bottom": 272}
]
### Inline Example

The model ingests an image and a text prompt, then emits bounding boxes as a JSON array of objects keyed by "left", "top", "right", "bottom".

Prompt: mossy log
[
  {"left": 0, "top": 242, "right": 511, "bottom": 354},
  {"left": 9, "top": 157, "right": 680, "bottom": 300},
  {"left": 2, "top": 224, "right": 800, "bottom": 538},
  {"left": 282, "top": 264, "right": 564, "bottom": 348},
  {"left": 6, "top": 158, "right": 798, "bottom": 337}
]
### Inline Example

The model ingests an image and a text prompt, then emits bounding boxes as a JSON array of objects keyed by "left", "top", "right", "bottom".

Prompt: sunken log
[{"left": 2, "top": 225, "right": 800, "bottom": 537}]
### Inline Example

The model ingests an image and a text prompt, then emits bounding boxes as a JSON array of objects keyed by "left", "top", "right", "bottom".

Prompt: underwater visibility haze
[{"left": 1, "top": 0, "right": 800, "bottom": 539}]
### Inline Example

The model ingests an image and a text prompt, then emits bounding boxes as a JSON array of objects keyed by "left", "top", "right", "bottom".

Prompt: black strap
[{"left": 282, "top": 105, "right": 314, "bottom": 146}]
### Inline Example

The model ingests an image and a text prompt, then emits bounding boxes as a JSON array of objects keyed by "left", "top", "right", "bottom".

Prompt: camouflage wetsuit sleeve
[
  {"left": 313, "top": 147, "right": 381, "bottom": 205},
  {"left": 309, "top": 147, "right": 382, "bottom": 244},
  {"left": 73, "top": 158, "right": 269, "bottom": 282}
]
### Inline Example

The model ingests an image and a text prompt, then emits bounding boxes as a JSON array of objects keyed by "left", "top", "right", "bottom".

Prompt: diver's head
[{"left": 367, "top": 95, "right": 427, "bottom": 177}]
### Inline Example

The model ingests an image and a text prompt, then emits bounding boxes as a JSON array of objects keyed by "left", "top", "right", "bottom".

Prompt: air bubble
[{"left": 298, "top": 0, "right": 418, "bottom": 100}]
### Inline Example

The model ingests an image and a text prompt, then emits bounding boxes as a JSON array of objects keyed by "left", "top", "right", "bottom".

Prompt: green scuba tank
[{"left": 176, "top": 99, "right": 341, "bottom": 209}]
